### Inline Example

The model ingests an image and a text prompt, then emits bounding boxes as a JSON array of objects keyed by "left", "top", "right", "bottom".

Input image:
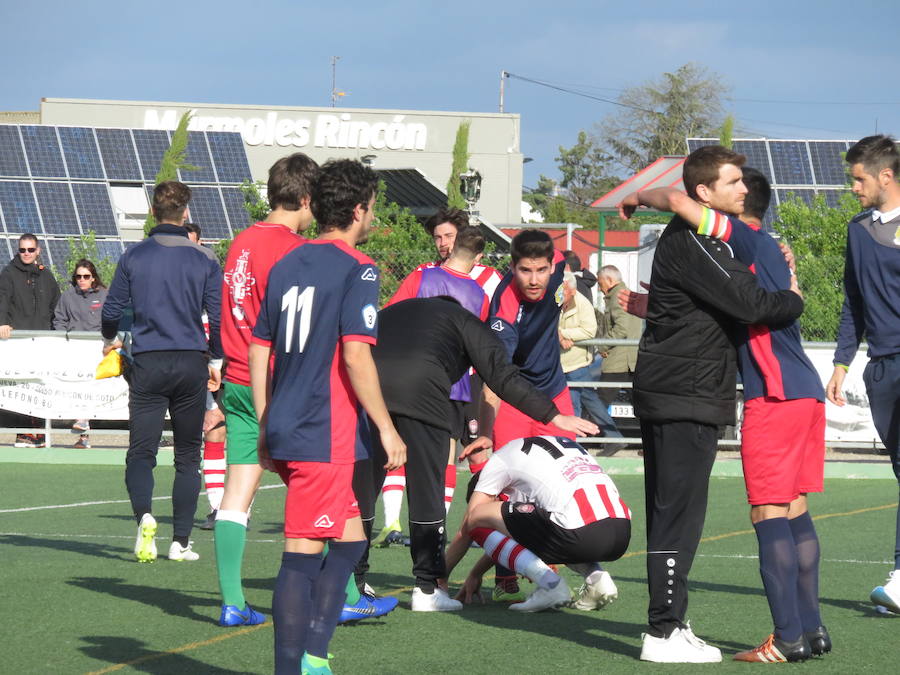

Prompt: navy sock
[
  {"left": 273, "top": 551, "right": 323, "bottom": 675},
  {"left": 754, "top": 517, "right": 802, "bottom": 642},
  {"left": 306, "top": 540, "right": 367, "bottom": 659},
  {"left": 789, "top": 511, "right": 823, "bottom": 630}
]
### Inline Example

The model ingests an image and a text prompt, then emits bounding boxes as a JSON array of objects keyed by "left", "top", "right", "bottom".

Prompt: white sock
[
  {"left": 216, "top": 509, "right": 249, "bottom": 527},
  {"left": 381, "top": 473, "right": 406, "bottom": 525},
  {"left": 480, "top": 530, "right": 560, "bottom": 589}
]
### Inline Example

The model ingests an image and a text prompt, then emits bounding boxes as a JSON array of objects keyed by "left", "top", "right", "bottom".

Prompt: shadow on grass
[
  {"left": 79, "top": 635, "right": 248, "bottom": 674},
  {"left": 68, "top": 576, "right": 226, "bottom": 623},
  {"left": 0, "top": 534, "right": 132, "bottom": 561}
]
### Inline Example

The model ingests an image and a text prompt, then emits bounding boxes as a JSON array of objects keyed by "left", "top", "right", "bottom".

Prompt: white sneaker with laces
[
  {"left": 509, "top": 580, "right": 571, "bottom": 612},
  {"left": 134, "top": 513, "right": 157, "bottom": 563},
  {"left": 410, "top": 587, "right": 462, "bottom": 612},
  {"left": 870, "top": 569, "right": 900, "bottom": 614},
  {"left": 572, "top": 570, "right": 618, "bottom": 610},
  {"left": 640, "top": 622, "right": 722, "bottom": 663},
  {"left": 167, "top": 540, "right": 199, "bottom": 562}
]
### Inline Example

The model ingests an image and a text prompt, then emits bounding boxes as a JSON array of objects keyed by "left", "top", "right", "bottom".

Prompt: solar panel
[
  {"left": 685, "top": 138, "right": 718, "bottom": 153},
  {"left": 0, "top": 181, "right": 43, "bottom": 234},
  {"left": 96, "top": 239, "right": 124, "bottom": 265},
  {"left": 96, "top": 128, "right": 142, "bottom": 181},
  {"left": 187, "top": 186, "right": 231, "bottom": 239},
  {"left": 71, "top": 183, "right": 118, "bottom": 236},
  {"left": 819, "top": 189, "right": 851, "bottom": 209},
  {"left": 221, "top": 186, "right": 252, "bottom": 233},
  {"left": 179, "top": 131, "right": 217, "bottom": 183},
  {"left": 34, "top": 182, "right": 80, "bottom": 235},
  {"left": 732, "top": 141, "right": 773, "bottom": 182},
  {"left": 44, "top": 238, "right": 73, "bottom": 275},
  {"left": 0, "top": 126, "right": 29, "bottom": 178},
  {"left": 809, "top": 141, "right": 849, "bottom": 185},
  {"left": 58, "top": 127, "right": 105, "bottom": 179},
  {"left": 206, "top": 132, "right": 252, "bottom": 183},
  {"left": 20, "top": 125, "right": 67, "bottom": 178},
  {"left": 0, "top": 237, "right": 11, "bottom": 260},
  {"left": 769, "top": 141, "right": 813, "bottom": 185},
  {"left": 776, "top": 188, "right": 816, "bottom": 207},
  {"left": 133, "top": 129, "right": 171, "bottom": 181}
]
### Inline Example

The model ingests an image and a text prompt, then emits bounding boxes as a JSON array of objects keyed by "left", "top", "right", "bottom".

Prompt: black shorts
[{"left": 501, "top": 501, "right": 631, "bottom": 564}]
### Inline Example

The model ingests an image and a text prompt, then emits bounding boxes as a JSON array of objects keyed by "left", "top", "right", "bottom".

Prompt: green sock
[
  {"left": 215, "top": 519, "right": 247, "bottom": 608},
  {"left": 345, "top": 575, "right": 360, "bottom": 605}
]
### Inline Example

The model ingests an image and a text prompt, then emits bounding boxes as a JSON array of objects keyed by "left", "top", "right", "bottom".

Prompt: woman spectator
[{"left": 53, "top": 259, "right": 108, "bottom": 448}]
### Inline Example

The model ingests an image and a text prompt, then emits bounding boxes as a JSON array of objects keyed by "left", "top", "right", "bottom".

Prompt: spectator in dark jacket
[
  {"left": 563, "top": 250, "right": 597, "bottom": 303},
  {"left": 0, "top": 233, "right": 61, "bottom": 448},
  {"left": 54, "top": 258, "right": 109, "bottom": 448}
]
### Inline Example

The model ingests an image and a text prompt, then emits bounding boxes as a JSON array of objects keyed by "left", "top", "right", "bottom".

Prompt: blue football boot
[{"left": 219, "top": 603, "right": 266, "bottom": 626}]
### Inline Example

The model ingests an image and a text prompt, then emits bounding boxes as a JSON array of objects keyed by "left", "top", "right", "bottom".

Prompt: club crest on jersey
[
  {"left": 223, "top": 249, "right": 257, "bottom": 321},
  {"left": 515, "top": 504, "right": 535, "bottom": 514},
  {"left": 361, "top": 267, "right": 378, "bottom": 282},
  {"left": 894, "top": 225, "right": 900, "bottom": 246},
  {"left": 554, "top": 285, "right": 565, "bottom": 305},
  {"left": 491, "top": 320, "right": 504, "bottom": 332},
  {"left": 362, "top": 304, "right": 377, "bottom": 329},
  {"left": 314, "top": 514, "right": 334, "bottom": 528}
]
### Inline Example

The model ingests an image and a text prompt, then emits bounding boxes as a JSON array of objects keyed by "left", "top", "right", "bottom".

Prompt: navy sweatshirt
[
  {"left": 101, "top": 223, "right": 222, "bottom": 359},
  {"left": 834, "top": 209, "right": 900, "bottom": 366}
]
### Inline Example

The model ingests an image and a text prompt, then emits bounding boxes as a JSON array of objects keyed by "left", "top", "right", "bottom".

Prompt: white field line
[
  {"left": 697, "top": 553, "right": 893, "bottom": 565},
  {"left": 0, "top": 483, "right": 284, "bottom": 514}
]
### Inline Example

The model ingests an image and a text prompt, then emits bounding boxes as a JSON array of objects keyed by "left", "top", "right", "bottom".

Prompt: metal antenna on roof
[
  {"left": 331, "top": 56, "right": 342, "bottom": 108},
  {"left": 499, "top": 70, "right": 509, "bottom": 113}
]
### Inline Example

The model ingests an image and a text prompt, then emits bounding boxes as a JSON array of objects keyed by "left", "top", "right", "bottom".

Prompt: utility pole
[
  {"left": 331, "top": 56, "right": 341, "bottom": 107},
  {"left": 499, "top": 70, "right": 509, "bottom": 113}
]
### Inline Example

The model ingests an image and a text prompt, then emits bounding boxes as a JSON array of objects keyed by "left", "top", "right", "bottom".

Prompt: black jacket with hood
[{"left": 0, "top": 256, "right": 61, "bottom": 330}]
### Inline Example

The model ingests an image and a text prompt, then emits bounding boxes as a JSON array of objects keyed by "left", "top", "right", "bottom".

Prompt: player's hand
[
  {"left": 618, "top": 288, "right": 649, "bottom": 319},
  {"left": 459, "top": 435, "right": 492, "bottom": 461},
  {"left": 779, "top": 241, "right": 797, "bottom": 275},
  {"left": 208, "top": 365, "right": 222, "bottom": 392},
  {"left": 102, "top": 339, "right": 122, "bottom": 356},
  {"left": 0, "top": 324, "right": 12, "bottom": 340},
  {"left": 617, "top": 192, "right": 641, "bottom": 220},
  {"left": 381, "top": 427, "right": 407, "bottom": 470},
  {"left": 825, "top": 366, "right": 847, "bottom": 407},
  {"left": 257, "top": 433, "right": 276, "bottom": 472},
  {"left": 454, "top": 573, "right": 484, "bottom": 604},
  {"left": 203, "top": 407, "right": 225, "bottom": 433},
  {"left": 551, "top": 414, "right": 599, "bottom": 438}
]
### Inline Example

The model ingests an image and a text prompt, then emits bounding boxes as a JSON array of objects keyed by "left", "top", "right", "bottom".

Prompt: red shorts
[
  {"left": 274, "top": 460, "right": 359, "bottom": 539},
  {"left": 493, "top": 388, "right": 576, "bottom": 451},
  {"left": 740, "top": 397, "right": 825, "bottom": 505}
]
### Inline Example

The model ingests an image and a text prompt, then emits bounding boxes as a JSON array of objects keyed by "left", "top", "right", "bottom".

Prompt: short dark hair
[
  {"left": 18, "top": 233, "right": 38, "bottom": 247},
  {"left": 846, "top": 135, "right": 900, "bottom": 178},
  {"left": 152, "top": 181, "right": 192, "bottom": 224},
  {"left": 71, "top": 258, "right": 104, "bottom": 289},
  {"left": 683, "top": 145, "right": 746, "bottom": 199},
  {"left": 424, "top": 207, "right": 469, "bottom": 235},
  {"left": 311, "top": 160, "right": 379, "bottom": 232},
  {"left": 740, "top": 167, "right": 771, "bottom": 221},
  {"left": 448, "top": 226, "right": 485, "bottom": 260},
  {"left": 183, "top": 222, "right": 201, "bottom": 239},
  {"left": 563, "top": 250, "right": 582, "bottom": 272},
  {"left": 268, "top": 153, "right": 319, "bottom": 211},
  {"left": 510, "top": 229, "right": 554, "bottom": 265}
]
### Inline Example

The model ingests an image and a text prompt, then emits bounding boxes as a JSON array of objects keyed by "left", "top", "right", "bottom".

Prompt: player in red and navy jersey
[
  {"left": 620, "top": 155, "right": 827, "bottom": 663},
  {"left": 211, "top": 154, "right": 317, "bottom": 628},
  {"left": 446, "top": 435, "right": 630, "bottom": 612},
  {"left": 249, "top": 159, "right": 406, "bottom": 675}
]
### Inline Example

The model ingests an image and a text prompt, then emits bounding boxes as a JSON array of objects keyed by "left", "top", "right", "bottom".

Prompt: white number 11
[{"left": 281, "top": 285, "right": 315, "bottom": 352}]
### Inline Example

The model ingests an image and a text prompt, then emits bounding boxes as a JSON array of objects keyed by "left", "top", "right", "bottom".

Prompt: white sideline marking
[
  {"left": 0, "top": 532, "right": 281, "bottom": 543},
  {"left": 0, "top": 483, "right": 284, "bottom": 514},
  {"left": 698, "top": 553, "right": 893, "bottom": 565}
]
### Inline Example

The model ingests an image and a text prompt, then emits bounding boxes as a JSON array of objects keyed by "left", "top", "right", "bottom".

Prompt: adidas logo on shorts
[{"left": 314, "top": 515, "right": 335, "bottom": 528}]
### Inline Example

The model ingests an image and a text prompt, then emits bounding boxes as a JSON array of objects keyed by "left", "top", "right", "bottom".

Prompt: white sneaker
[
  {"left": 134, "top": 513, "right": 157, "bottom": 563},
  {"left": 411, "top": 587, "right": 462, "bottom": 612},
  {"left": 572, "top": 570, "right": 618, "bottom": 610},
  {"left": 510, "top": 580, "right": 571, "bottom": 612},
  {"left": 870, "top": 569, "right": 900, "bottom": 614},
  {"left": 167, "top": 540, "right": 199, "bottom": 562},
  {"left": 640, "top": 623, "right": 722, "bottom": 663}
]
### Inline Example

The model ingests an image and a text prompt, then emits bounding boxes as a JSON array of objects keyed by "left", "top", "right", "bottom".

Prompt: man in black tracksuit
[
  {"left": 634, "top": 212, "right": 804, "bottom": 658},
  {"left": 356, "top": 296, "right": 595, "bottom": 609},
  {"left": 102, "top": 181, "right": 222, "bottom": 563}
]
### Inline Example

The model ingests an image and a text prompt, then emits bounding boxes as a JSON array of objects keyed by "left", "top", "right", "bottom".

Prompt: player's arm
[
  {"left": 618, "top": 186, "right": 703, "bottom": 224},
  {"left": 204, "top": 257, "right": 224, "bottom": 390},
  {"left": 828, "top": 238, "right": 865, "bottom": 406},
  {"left": 100, "top": 256, "right": 131, "bottom": 354},
  {"left": 342, "top": 340, "right": 406, "bottom": 470},
  {"left": 248, "top": 340, "right": 274, "bottom": 470}
]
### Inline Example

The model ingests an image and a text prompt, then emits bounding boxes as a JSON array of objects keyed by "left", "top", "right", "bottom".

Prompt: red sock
[{"left": 444, "top": 464, "right": 457, "bottom": 512}]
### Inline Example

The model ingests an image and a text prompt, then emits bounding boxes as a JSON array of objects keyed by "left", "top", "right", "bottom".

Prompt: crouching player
[{"left": 447, "top": 435, "right": 629, "bottom": 612}]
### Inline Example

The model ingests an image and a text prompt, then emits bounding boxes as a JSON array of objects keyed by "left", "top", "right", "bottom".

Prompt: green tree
[
  {"left": 597, "top": 63, "right": 729, "bottom": 173},
  {"left": 556, "top": 130, "right": 618, "bottom": 207},
  {"left": 212, "top": 180, "right": 270, "bottom": 265},
  {"left": 775, "top": 191, "right": 859, "bottom": 341},
  {"left": 51, "top": 231, "right": 118, "bottom": 291},
  {"left": 446, "top": 121, "right": 471, "bottom": 209},
  {"left": 522, "top": 174, "right": 558, "bottom": 221},
  {"left": 718, "top": 114, "right": 735, "bottom": 149},
  {"left": 143, "top": 111, "right": 199, "bottom": 235}
]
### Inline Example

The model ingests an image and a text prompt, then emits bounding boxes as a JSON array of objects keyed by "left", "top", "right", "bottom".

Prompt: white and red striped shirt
[{"left": 475, "top": 436, "right": 631, "bottom": 529}]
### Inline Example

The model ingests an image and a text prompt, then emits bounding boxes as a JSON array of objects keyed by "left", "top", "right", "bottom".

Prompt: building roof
[
  {"left": 375, "top": 168, "right": 448, "bottom": 219},
  {"left": 498, "top": 225, "right": 639, "bottom": 267},
  {"left": 590, "top": 156, "right": 685, "bottom": 210}
]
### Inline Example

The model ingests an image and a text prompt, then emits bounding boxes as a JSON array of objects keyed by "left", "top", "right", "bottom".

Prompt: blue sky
[{"left": 3, "top": 0, "right": 898, "bottom": 188}]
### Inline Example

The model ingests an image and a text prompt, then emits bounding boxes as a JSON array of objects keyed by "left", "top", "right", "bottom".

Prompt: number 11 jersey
[{"left": 252, "top": 239, "right": 380, "bottom": 464}]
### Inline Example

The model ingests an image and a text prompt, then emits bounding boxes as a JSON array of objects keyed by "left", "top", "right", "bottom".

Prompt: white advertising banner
[
  {"left": 0, "top": 337, "right": 129, "bottom": 420},
  {"left": 805, "top": 347, "right": 879, "bottom": 444}
]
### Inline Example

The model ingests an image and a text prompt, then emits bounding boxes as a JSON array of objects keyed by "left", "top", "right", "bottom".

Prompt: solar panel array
[
  {"left": 686, "top": 138, "right": 855, "bottom": 228},
  {"left": 0, "top": 124, "right": 253, "bottom": 275}
]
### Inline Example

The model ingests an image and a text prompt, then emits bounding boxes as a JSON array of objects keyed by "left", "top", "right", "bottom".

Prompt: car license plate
[{"left": 610, "top": 404, "right": 634, "bottom": 418}]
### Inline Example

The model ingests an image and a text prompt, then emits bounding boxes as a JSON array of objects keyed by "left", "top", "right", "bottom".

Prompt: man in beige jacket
[{"left": 597, "top": 266, "right": 642, "bottom": 429}]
